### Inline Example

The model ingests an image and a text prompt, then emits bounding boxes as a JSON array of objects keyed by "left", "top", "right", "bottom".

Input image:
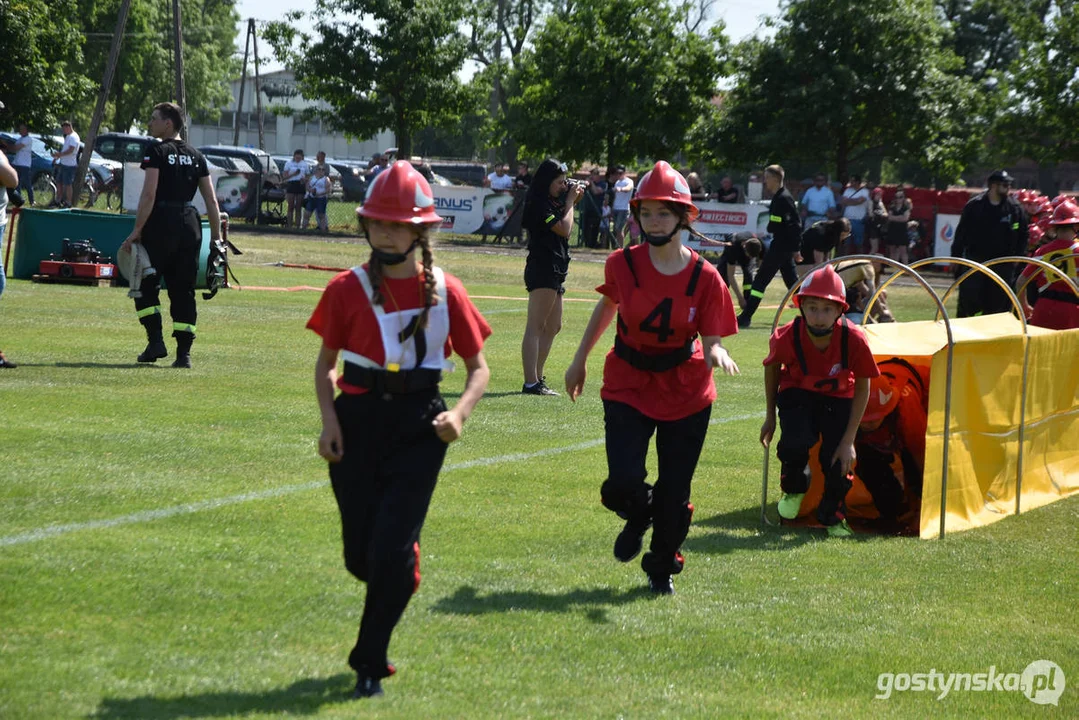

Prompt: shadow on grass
[
  {"left": 90, "top": 673, "right": 354, "bottom": 719},
  {"left": 683, "top": 504, "right": 878, "bottom": 554},
  {"left": 15, "top": 362, "right": 156, "bottom": 369},
  {"left": 432, "top": 584, "right": 653, "bottom": 624},
  {"left": 440, "top": 390, "right": 531, "bottom": 400}
]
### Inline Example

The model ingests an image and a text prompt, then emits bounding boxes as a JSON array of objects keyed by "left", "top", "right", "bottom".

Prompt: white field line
[{"left": 0, "top": 412, "right": 763, "bottom": 548}]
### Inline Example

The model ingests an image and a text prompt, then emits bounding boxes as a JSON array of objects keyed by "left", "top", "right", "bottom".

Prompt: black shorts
[
  {"left": 286, "top": 181, "right": 304, "bottom": 195},
  {"left": 524, "top": 259, "right": 567, "bottom": 294}
]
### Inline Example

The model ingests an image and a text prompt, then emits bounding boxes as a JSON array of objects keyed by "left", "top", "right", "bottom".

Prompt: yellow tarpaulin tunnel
[{"left": 760, "top": 256, "right": 1079, "bottom": 538}]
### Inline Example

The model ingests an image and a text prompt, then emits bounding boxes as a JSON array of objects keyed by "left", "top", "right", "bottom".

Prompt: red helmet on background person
[
  {"left": 630, "top": 161, "right": 699, "bottom": 222},
  {"left": 1027, "top": 225, "right": 1045, "bottom": 251},
  {"left": 795, "top": 264, "right": 849, "bottom": 312},
  {"left": 1032, "top": 197, "right": 1053, "bottom": 218},
  {"left": 1049, "top": 200, "right": 1079, "bottom": 226},
  {"left": 356, "top": 160, "right": 442, "bottom": 225},
  {"left": 861, "top": 375, "right": 900, "bottom": 424},
  {"left": 1051, "top": 194, "right": 1073, "bottom": 208}
]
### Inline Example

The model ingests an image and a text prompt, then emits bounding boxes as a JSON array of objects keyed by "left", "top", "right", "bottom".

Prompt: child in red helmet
[
  {"left": 1018, "top": 199, "right": 1079, "bottom": 330},
  {"left": 565, "top": 160, "right": 739, "bottom": 594},
  {"left": 307, "top": 160, "right": 492, "bottom": 699},
  {"left": 855, "top": 360, "right": 928, "bottom": 533},
  {"left": 760, "top": 265, "right": 880, "bottom": 536}
]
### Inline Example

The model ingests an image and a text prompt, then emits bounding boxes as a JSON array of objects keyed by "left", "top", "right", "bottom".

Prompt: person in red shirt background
[
  {"left": 307, "top": 161, "right": 491, "bottom": 699},
  {"left": 565, "top": 161, "right": 740, "bottom": 595},
  {"left": 1019, "top": 200, "right": 1079, "bottom": 330},
  {"left": 760, "top": 265, "right": 880, "bottom": 537},
  {"left": 855, "top": 360, "right": 928, "bottom": 533}
]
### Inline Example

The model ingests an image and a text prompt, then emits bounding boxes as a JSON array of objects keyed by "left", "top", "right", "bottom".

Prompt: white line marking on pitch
[{"left": 0, "top": 413, "right": 762, "bottom": 548}]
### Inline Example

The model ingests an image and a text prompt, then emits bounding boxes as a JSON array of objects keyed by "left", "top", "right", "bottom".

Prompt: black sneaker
[
  {"left": 736, "top": 315, "right": 751, "bottom": 329},
  {"left": 351, "top": 674, "right": 383, "bottom": 699},
  {"left": 647, "top": 573, "right": 675, "bottom": 595},
  {"left": 613, "top": 519, "right": 650, "bottom": 562},
  {"left": 171, "top": 353, "right": 191, "bottom": 369},
  {"left": 137, "top": 341, "right": 168, "bottom": 363},
  {"left": 0, "top": 350, "right": 17, "bottom": 368},
  {"left": 522, "top": 380, "right": 558, "bottom": 396}
]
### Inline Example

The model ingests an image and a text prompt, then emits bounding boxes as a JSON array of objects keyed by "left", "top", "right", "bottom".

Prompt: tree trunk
[
  {"left": 835, "top": 132, "right": 849, "bottom": 183},
  {"left": 1038, "top": 162, "right": 1058, "bottom": 196},
  {"left": 396, "top": 114, "right": 411, "bottom": 159}
]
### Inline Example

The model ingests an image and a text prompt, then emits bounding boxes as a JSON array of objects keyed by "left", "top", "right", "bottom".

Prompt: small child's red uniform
[
  {"left": 1018, "top": 237, "right": 1079, "bottom": 330},
  {"left": 763, "top": 317, "right": 880, "bottom": 398}
]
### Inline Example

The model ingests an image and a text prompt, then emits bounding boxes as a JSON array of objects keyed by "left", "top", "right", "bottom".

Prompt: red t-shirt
[
  {"left": 596, "top": 245, "right": 738, "bottom": 421},
  {"left": 306, "top": 266, "right": 492, "bottom": 394},
  {"left": 1019, "top": 237, "right": 1079, "bottom": 293},
  {"left": 763, "top": 317, "right": 880, "bottom": 398}
]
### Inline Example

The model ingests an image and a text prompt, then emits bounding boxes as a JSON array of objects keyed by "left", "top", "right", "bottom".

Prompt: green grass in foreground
[{"left": 0, "top": 235, "right": 1075, "bottom": 719}]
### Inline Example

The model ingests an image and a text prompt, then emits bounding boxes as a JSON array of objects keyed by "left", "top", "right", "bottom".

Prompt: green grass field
[{"left": 0, "top": 233, "right": 1075, "bottom": 719}]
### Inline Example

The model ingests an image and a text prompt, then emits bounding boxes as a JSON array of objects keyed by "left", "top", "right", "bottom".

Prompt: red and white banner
[{"left": 684, "top": 201, "right": 772, "bottom": 249}]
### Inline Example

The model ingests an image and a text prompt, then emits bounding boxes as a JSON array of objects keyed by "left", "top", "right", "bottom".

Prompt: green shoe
[
  {"left": 827, "top": 519, "right": 854, "bottom": 538},
  {"left": 777, "top": 492, "right": 805, "bottom": 520}
]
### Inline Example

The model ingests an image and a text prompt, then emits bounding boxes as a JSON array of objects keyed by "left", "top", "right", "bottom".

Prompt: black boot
[
  {"left": 172, "top": 330, "right": 194, "bottom": 368},
  {"left": 737, "top": 293, "right": 762, "bottom": 329},
  {"left": 351, "top": 674, "right": 384, "bottom": 699},
  {"left": 614, "top": 516, "right": 651, "bottom": 562},
  {"left": 137, "top": 315, "right": 167, "bottom": 363}
]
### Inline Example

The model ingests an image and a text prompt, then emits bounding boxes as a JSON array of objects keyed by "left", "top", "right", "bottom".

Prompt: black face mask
[
  {"left": 643, "top": 230, "right": 678, "bottom": 247},
  {"left": 366, "top": 236, "right": 419, "bottom": 266},
  {"left": 801, "top": 310, "right": 836, "bottom": 337}
]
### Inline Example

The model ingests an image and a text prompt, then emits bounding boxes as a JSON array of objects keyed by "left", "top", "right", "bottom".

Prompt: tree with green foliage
[
  {"left": 692, "top": 0, "right": 981, "bottom": 185},
  {"left": 0, "top": 0, "right": 93, "bottom": 129},
  {"left": 506, "top": 0, "right": 726, "bottom": 167},
  {"left": 76, "top": 0, "right": 239, "bottom": 134},
  {"left": 264, "top": 0, "right": 471, "bottom": 158},
  {"left": 992, "top": 1, "right": 1078, "bottom": 190}
]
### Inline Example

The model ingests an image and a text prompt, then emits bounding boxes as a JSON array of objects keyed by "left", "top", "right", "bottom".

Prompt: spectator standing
[
  {"left": 368, "top": 154, "right": 389, "bottom": 179},
  {"left": 484, "top": 164, "right": 514, "bottom": 192},
  {"left": 951, "top": 170, "right": 1028, "bottom": 317},
  {"left": 282, "top": 149, "right": 311, "bottom": 228},
  {"left": 885, "top": 188, "right": 913, "bottom": 265},
  {"left": 3, "top": 123, "right": 34, "bottom": 206},
  {"left": 867, "top": 187, "right": 888, "bottom": 255},
  {"left": 52, "top": 121, "right": 80, "bottom": 208},
  {"left": 800, "top": 173, "right": 837, "bottom": 228},
  {"left": 611, "top": 165, "right": 634, "bottom": 247},
  {"left": 303, "top": 164, "right": 331, "bottom": 233},
  {"left": 839, "top": 175, "right": 871, "bottom": 254},
  {"left": 513, "top": 162, "right": 532, "bottom": 191},
  {"left": 686, "top": 172, "right": 710, "bottom": 201},
  {"left": 580, "top": 168, "right": 607, "bottom": 248},
  {"left": 715, "top": 176, "right": 744, "bottom": 203},
  {"left": 0, "top": 143, "right": 18, "bottom": 367}
]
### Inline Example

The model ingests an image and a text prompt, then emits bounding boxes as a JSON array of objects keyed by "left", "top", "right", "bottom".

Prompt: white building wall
[{"left": 188, "top": 70, "right": 394, "bottom": 161}]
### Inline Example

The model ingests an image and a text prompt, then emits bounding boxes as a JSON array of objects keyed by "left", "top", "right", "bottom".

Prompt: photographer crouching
[{"left": 520, "top": 159, "right": 583, "bottom": 395}]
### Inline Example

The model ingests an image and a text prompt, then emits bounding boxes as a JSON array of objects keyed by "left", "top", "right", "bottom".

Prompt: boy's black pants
[{"left": 776, "top": 388, "right": 853, "bottom": 526}]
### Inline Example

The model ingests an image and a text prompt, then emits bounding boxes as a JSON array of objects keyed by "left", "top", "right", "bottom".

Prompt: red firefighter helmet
[
  {"left": 1027, "top": 224, "right": 1046, "bottom": 250},
  {"left": 862, "top": 375, "right": 900, "bottom": 424},
  {"left": 1032, "top": 197, "right": 1053, "bottom": 218},
  {"left": 630, "top": 161, "right": 699, "bottom": 222},
  {"left": 1051, "top": 194, "right": 1072, "bottom": 208},
  {"left": 356, "top": 160, "right": 442, "bottom": 225},
  {"left": 1049, "top": 200, "right": 1079, "bottom": 226},
  {"left": 794, "top": 264, "right": 849, "bottom": 312}
]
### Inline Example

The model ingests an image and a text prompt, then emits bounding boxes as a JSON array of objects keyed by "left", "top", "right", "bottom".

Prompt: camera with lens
[{"left": 563, "top": 178, "right": 587, "bottom": 205}]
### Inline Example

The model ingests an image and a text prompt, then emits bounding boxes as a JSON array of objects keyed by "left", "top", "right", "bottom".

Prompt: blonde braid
[{"left": 417, "top": 228, "right": 440, "bottom": 330}]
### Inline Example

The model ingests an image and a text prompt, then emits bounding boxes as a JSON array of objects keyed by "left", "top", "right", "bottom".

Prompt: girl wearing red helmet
[
  {"left": 1018, "top": 199, "right": 1079, "bottom": 330},
  {"left": 565, "top": 161, "right": 739, "bottom": 595},
  {"left": 306, "top": 160, "right": 492, "bottom": 699},
  {"left": 760, "top": 265, "right": 880, "bottom": 537}
]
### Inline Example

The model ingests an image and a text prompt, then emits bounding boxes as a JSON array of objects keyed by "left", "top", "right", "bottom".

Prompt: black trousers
[
  {"left": 776, "top": 388, "right": 853, "bottom": 526},
  {"left": 134, "top": 208, "right": 202, "bottom": 335},
  {"left": 330, "top": 389, "right": 448, "bottom": 678},
  {"left": 600, "top": 400, "right": 711, "bottom": 576},
  {"left": 581, "top": 211, "right": 601, "bottom": 248},
  {"left": 739, "top": 243, "right": 799, "bottom": 322},
  {"left": 956, "top": 268, "right": 1015, "bottom": 318}
]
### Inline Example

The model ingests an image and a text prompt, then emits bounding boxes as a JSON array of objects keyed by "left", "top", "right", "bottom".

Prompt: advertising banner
[
  {"left": 123, "top": 162, "right": 255, "bottom": 219},
  {"left": 684, "top": 201, "right": 772, "bottom": 249},
  {"left": 934, "top": 213, "right": 961, "bottom": 258}
]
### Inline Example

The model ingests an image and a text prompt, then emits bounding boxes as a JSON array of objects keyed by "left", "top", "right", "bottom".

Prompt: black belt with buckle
[
  {"left": 613, "top": 335, "right": 695, "bottom": 372},
  {"left": 343, "top": 362, "right": 442, "bottom": 394}
]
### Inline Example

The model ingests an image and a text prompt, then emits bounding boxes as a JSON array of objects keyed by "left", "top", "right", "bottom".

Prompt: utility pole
[
  {"left": 252, "top": 19, "right": 265, "bottom": 150},
  {"left": 233, "top": 20, "right": 253, "bottom": 147},
  {"left": 77, "top": 0, "right": 133, "bottom": 207},
  {"left": 172, "top": 0, "right": 188, "bottom": 141}
]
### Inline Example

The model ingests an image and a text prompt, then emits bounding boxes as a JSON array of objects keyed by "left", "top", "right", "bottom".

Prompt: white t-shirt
[
  {"left": 613, "top": 177, "right": 634, "bottom": 211},
  {"left": 13, "top": 135, "right": 32, "bottom": 167},
  {"left": 283, "top": 159, "right": 311, "bottom": 184},
  {"left": 306, "top": 175, "right": 330, "bottom": 197},
  {"left": 487, "top": 172, "right": 513, "bottom": 191},
  {"left": 842, "top": 186, "right": 870, "bottom": 220},
  {"left": 58, "top": 132, "right": 80, "bottom": 166}
]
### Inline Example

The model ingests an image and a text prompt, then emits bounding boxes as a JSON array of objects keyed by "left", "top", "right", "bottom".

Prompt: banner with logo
[
  {"left": 123, "top": 162, "right": 253, "bottom": 218},
  {"left": 684, "top": 201, "right": 772, "bottom": 249},
  {"left": 934, "top": 213, "right": 961, "bottom": 257}
]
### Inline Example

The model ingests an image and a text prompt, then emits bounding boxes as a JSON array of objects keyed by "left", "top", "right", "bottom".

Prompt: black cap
[{"left": 988, "top": 170, "right": 1013, "bottom": 185}]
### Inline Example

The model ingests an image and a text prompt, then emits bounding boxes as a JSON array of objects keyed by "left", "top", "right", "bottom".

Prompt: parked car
[
  {"left": 197, "top": 145, "right": 281, "bottom": 188},
  {"left": 0, "top": 131, "right": 56, "bottom": 203},
  {"left": 94, "top": 132, "right": 157, "bottom": 165},
  {"left": 205, "top": 155, "right": 258, "bottom": 174}
]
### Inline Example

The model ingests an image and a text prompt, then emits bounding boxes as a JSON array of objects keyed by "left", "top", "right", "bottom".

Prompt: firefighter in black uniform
[
  {"left": 121, "top": 102, "right": 222, "bottom": 367},
  {"left": 738, "top": 164, "right": 803, "bottom": 328},
  {"left": 951, "top": 169, "right": 1028, "bottom": 318}
]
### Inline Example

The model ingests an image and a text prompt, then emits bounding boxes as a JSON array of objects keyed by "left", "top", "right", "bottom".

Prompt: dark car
[
  {"left": 323, "top": 159, "right": 366, "bottom": 201},
  {"left": 198, "top": 145, "right": 281, "bottom": 188},
  {"left": 94, "top": 132, "right": 158, "bottom": 164}
]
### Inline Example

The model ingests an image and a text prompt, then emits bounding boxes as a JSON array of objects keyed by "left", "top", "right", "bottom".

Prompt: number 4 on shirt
[{"left": 639, "top": 298, "right": 674, "bottom": 342}]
